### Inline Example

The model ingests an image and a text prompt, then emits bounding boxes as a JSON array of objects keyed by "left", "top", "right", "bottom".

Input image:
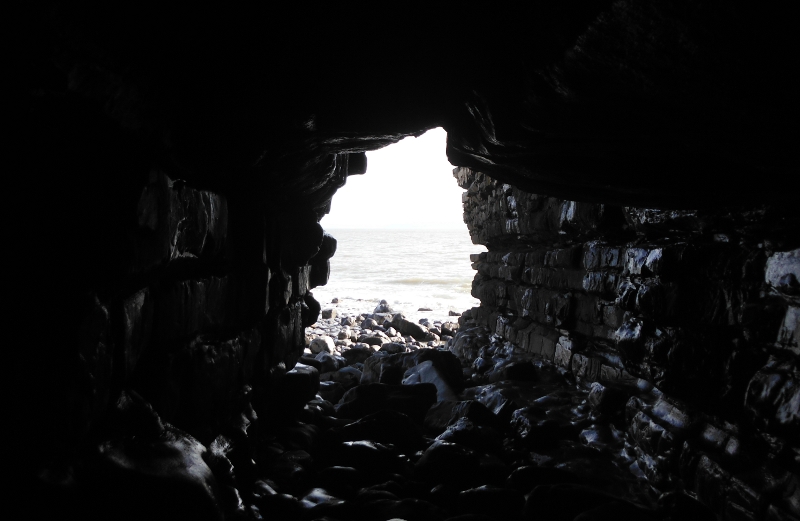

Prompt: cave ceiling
[{"left": 23, "top": 1, "right": 797, "bottom": 209}]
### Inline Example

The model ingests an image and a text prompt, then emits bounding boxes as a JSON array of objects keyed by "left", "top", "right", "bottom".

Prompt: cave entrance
[{"left": 314, "top": 127, "right": 486, "bottom": 327}]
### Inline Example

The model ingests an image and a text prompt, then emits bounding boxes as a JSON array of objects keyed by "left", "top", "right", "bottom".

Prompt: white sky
[{"left": 321, "top": 127, "right": 466, "bottom": 229}]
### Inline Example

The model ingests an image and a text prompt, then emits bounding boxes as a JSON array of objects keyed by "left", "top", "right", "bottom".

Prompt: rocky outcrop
[
  {"left": 15, "top": 2, "right": 799, "bottom": 519},
  {"left": 457, "top": 166, "right": 800, "bottom": 519}
]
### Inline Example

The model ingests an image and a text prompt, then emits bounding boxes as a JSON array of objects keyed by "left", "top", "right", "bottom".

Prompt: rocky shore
[{"left": 185, "top": 297, "right": 711, "bottom": 521}]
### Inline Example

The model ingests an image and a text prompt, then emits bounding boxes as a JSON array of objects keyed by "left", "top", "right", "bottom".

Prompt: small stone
[
  {"left": 379, "top": 342, "right": 407, "bottom": 354},
  {"left": 331, "top": 298, "right": 339, "bottom": 303},
  {"left": 310, "top": 336, "right": 336, "bottom": 354},
  {"left": 359, "top": 335, "right": 386, "bottom": 346},
  {"left": 363, "top": 318, "right": 379, "bottom": 329},
  {"left": 321, "top": 308, "right": 338, "bottom": 319},
  {"left": 418, "top": 307, "right": 433, "bottom": 311},
  {"left": 316, "top": 352, "right": 339, "bottom": 373},
  {"left": 374, "top": 300, "right": 394, "bottom": 313}
]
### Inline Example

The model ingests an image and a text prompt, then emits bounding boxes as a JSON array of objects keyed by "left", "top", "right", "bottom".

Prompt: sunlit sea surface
[{"left": 312, "top": 228, "right": 487, "bottom": 319}]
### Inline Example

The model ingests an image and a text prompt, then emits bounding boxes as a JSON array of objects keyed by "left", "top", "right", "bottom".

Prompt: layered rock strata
[
  {"left": 457, "top": 166, "right": 800, "bottom": 520},
  {"left": 16, "top": 2, "right": 800, "bottom": 519}
]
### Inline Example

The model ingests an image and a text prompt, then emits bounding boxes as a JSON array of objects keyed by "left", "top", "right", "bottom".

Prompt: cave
[{"left": 15, "top": 3, "right": 799, "bottom": 520}]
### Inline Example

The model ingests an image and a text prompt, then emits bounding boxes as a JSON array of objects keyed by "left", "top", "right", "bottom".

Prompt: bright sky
[{"left": 320, "top": 127, "right": 466, "bottom": 229}]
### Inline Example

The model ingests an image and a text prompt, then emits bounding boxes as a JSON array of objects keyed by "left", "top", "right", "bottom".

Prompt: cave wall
[
  {"left": 16, "top": 1, "right": 799, "bottom": 517},
  {"left": 458, "top": 166, "right": 799, "bottom": 519}
]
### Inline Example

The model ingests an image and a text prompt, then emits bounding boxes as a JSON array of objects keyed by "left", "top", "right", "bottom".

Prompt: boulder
[
  {"left": 435, "top": 418, "right": 503, "bottom": 454},
  {"left": 342, "top": 344, "right": 376, "bottom": 365},
  {"left": 374, "top": 300, "right": 394, "bottom": 314},
  {"left": 390, "top": 313, "right": 430, "bottom": 340},
  {"left": 379, "top": 342, "right": 407, "bottom": 354},
  {"left": 457, "top": 486, "right": 525, "bottom": 520},
  {"left": 269, "top": 363, "right": 320, "bottom": 418},
  {"left": 358, "top": 335, "right": 386, "bottom": 346},
  {"left": 321, "top": 308, "right": 337, "bottom": 319},
  {"left": 402, "top": 360, "right": 460, "bottom": 402},
  {"left": 334, "top": 383, "right": 437, "bottom": 424},
  {"left": 334, "top": 409, "right": 424, "bottom": 452},
  {"left": 88, "top": 393, "right": 223, "bottom": 521},
  {"left": 414, "top": 440, "right": 480, "bottom": 485},
  {"left": 486, "top": 359, "right": 538, "bottom": 383},
  {"left": 423, "top": 400, "right": 501, "bottom": 435},
  {"left": 360, "top": 349, "right": 464, "bottom": 395},
  {"left": 319, "top": 381, "right": 346, "bottom": 404},
  {"left": 330, "top": 366, "right": 362, "bottom": 389},
  {"left": 310, "top": 336, "right": 335, "bottom": 354},
  {"left": 315, "top": 351, "right": 339, "bottom": 373},
  {"left": 441, "top": 321, "right": 459, "bottom": 336}
]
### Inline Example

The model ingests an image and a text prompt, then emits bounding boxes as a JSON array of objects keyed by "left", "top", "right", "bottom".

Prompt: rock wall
[
  {"left": 457, "top": 166, "right": 800, "bottom": 519},
  {"left": 16, "top": 2, "right": 800, "bottom": 519}
]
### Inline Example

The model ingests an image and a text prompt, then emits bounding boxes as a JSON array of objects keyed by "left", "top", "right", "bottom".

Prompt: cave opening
[
  {"left": 315, "top": 127, "right": 484, "bottom": 318},
  {"left": 15, "top": 3, "right": 800, "bottom": 521}
]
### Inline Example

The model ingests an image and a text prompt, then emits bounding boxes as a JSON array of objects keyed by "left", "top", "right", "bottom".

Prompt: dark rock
[
  {"left": 509, "top": 407, "right": 560, "bottom": 449},
  {"left": 342, "top": 344, "right": 376, "bottom": 365},
  {"left": 435, "top": 418, "right": 503, "bottom": 454},
  {"left": 310, "top": 336, "right": 335, "bottom": 354},
  {"left": 335, "top": 383, "right": 438, "bottom": 424},
  {"left": 361, "top": 349, "right": 464, "bottom": 395},
  {"left": 330, "top": 366, "right": 362, "bottom": 389},
  {"left": 315, "top": 351, "right": 340, "bottom": 373},
  {"left": 457, "top": 485, "right": 524, "bottom": 520},
  {"left": 268, "top": 363, "right": 320, "bottom": 418},
  {"left": 315, "top": 466, "right": 365, "bottom": 500},
  {"left": 359, "top": 335, "right": 385, "bottom": 346},
  {"left": 319, "top": 381, "right": 346, "bottom": 404},
  {"left": 321, "top": 308, "right": 337, "bottom": 319},
  {"left": 744, "top": 357, "right": 800, "bottom": 438},
  {"left": 506, "top": 465, "right": 585, "bottom": 493},
  {"left": 486, "top": 358, "right": 538, "bottom": 383},
  {"left": 268, "top": 450, "right": 313, "bottom": 493},
  {"left": 414, "top": 440, "right": 480, "bottom": 486},
  {"left": 88, "top": 421, "right": 223, "bottom": 521},
  {"left": 657, "top": 490, "right": 717, "bottom": 521},
  {"left": 524, "top": 484, "right": 648, "bottom": 521},
  {"left": 441, "top": 321, "right": 459, "bottom": 336},
  {"left": 449, "top": 311, "right": 462, "bottom": 317},
  {"left": 299, "top": 488, "right": 349, "bottom": 518},
  {"left": 586, "top": 382, "right": 629, "bottom": 416},
  {"left": 423, "top": 400, "right": 501, "bottom": 435},
  {"left": 325, "top": 440, "right": 406, "bottom": 478},
  {"left": 358, "top": 498, "right": 446, "bottom": 521},
  {"left": 374, "top": 300, "right": 394, "bottom": 314},
  {"left": 299, "top": 355, "right": 322, "bottom": 371},
  {"left": 379, "top": 342, "right": 408, "bottom": 354},
  {"left": 391, "top": 313, "right": 430, "bottom": 340},
  {"left": 18, "top": 5, "right": 800, "bottom": 516},
  {"left": 253, "top": 493, "right": 303, "bottom": 520},
  {"left": 573, "top": 500, "right": 659, "bottom": 520},
  {"left": 403, "top": 360, "right": 460, "bottom": 402},
  {"left": 336, "top": 409, "right": 424, "bottom": 452}
]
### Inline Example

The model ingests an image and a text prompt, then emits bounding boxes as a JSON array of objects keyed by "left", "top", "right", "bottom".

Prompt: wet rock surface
[{"left": 16, "top": 4, "right": 800, "bottom": 520}]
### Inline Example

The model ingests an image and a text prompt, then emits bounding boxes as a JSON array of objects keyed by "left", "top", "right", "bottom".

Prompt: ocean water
[{"left": 311, "top": 228, "right": 486, "bottom": 319}]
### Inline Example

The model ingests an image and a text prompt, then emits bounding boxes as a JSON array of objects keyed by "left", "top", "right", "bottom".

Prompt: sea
[{"left": 311, "top": 228, "right": 487, "bottom": 322}]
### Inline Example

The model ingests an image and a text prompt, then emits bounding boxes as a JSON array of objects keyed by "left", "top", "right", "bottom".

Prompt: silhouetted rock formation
[
  {"left": 14, "top": 2, "right": 799, "bottom": 520},
  {"left": 457, "top": 166, "right": 799, "bottom": 519}
]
